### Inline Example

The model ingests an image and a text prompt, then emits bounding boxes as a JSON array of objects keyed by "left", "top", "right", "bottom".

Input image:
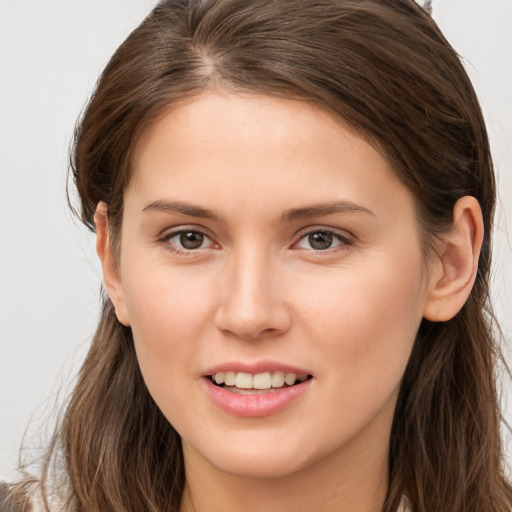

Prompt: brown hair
[{"left": 11, "top": 0, "right": 512, "bottom": 510}]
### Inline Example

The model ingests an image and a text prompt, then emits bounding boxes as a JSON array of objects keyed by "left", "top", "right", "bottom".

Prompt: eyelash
[
  {"left": 159, "top": 229, "right": 217, "bottom": 255},
  {"left": 293, "top": 228, "right": 354, "bottom": 253},
  {"left": 158, "top": 227, "right": 354, "bottom": 254}
]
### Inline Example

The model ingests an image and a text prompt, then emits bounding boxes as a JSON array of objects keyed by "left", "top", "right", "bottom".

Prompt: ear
[
  {"left": 94, "top": 202, "right": 131, "bottom": 326},
  {"left": 423, "top": 196, "right": 484, "bottom": 322}
]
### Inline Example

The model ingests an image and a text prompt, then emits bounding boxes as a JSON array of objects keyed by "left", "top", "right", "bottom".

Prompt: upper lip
[{"left": 202, "top": 360, "right": 312, "bottom": 377}]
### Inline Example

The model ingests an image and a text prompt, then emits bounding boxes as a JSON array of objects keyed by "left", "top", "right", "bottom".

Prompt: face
[{"left": 108, "top": 91, "right": 434, "bottom": 479}]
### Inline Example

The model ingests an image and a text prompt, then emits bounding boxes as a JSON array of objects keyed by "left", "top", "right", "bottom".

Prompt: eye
[
  {"left": 162, "top": 229, "right": 215, "bottom": 251},
  {"left": 294, "top": 229, "right": 352, "bottom": 251}
]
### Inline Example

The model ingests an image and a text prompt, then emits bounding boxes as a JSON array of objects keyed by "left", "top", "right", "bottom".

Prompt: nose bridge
[{"left": 215, "top": 243, "right": 290, "bottom": 339}]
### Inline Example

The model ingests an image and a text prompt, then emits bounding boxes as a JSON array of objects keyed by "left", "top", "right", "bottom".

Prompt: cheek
[
  {"left": 119, "top": 260, "right": 217, "bottom": 395},
  {"left": 294, "top": 250, "right": 426, "bottom": 389},
  {"left": 122, "top": 250, "right": 216, "bottom": 330}
]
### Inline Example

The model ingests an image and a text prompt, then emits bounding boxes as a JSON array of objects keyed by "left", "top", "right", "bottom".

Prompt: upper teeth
[{"left": 212, "top": 371, "right": 308, "bottom": 390}]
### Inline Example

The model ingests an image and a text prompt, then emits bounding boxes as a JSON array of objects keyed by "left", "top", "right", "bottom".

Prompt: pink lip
[
  {"left": 202, "top": 360, "right": 311, "bottom": 377},
  {"left": 202, "top": 374, "right": 313, "bottom": 419},
  {"left": 202, "top": 361, "right": 314, "bottom": 417}
]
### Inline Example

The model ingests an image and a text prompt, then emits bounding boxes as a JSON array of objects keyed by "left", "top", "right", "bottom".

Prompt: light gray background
[{"left": 1, "top": 0, "right": 511, "bottom": 480}]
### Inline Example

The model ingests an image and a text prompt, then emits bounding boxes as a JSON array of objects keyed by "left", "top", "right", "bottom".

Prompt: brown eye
[
  {"left": 179, "top": 231, "right": 205, "bottom": 249},
  {"left": 294, "top": 229, "right": 351, "bottom": 252},
  {"left": 308, "top": 231, "right": 333, "bottom": 250},
  {"left": 163, "top": 229, "right": 214, "bottom": 251}
]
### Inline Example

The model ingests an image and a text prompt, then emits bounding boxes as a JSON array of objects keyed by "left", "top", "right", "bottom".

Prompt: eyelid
[
  {"left": 158, "top": 225, "right": 219, "bottom": 251},
  {"left": 292, "top": 226, "right": 355, "bottom": 251},
  {"left": 156, "top": 224, "right": 354, "bottom": 253}
]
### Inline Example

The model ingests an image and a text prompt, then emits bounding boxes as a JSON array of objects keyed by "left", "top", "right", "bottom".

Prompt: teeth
[
  {"left": 271, "top": 371, "right": 285, "bottom": 388},
  {"left": 253, "top": 371, "right": 272, "bottom": 389},
  {"left": 284, "top": 373, "right": 297, "bottom": 386},
  {"left": 235, "top": 372, "right": 253, "bottom": 389},
  {"left": 211, "top": 371, "right": 309, "bottom": 390},
  {"left": 225, "top": 371, "right": 236, "bottom": 386}
]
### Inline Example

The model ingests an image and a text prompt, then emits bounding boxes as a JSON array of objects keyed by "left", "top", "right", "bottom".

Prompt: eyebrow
[
  {"left": 142, "top": 200, "right": 223, "bottom": 222},
  {"left": 281, "top": 201, "right": 375, "bottom": 222},
  {"left": 141, "top": 199, "right": 374, "bottom": 223}
]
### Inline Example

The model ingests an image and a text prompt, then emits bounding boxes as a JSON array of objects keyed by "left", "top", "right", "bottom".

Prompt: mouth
[
  {"left": 210, "top": 371, "right": 313, "bottom": 394},
  {"left": 204, "top": 367, "right": 314, "bottom": 417}
]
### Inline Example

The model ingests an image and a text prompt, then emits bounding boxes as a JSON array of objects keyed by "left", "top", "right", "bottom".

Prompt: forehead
[{"left": 128, "top": 91, "right": 415, "bottom": 224}]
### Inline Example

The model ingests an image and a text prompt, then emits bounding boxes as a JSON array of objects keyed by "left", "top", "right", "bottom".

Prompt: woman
[{"left": 3, "top": 0, "right": 511, "bottom": 510}]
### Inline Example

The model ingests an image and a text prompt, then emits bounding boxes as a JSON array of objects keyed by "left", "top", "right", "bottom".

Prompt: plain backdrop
[{"left": 1, "top": 0, "right": 511, "bottom": 480}]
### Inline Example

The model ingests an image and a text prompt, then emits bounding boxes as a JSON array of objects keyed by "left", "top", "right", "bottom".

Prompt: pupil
[
  {"left": 309, "top": 231, "right": 333, "bottom": 250},
  {"left": 180, "top": 231, "right": 204, "bottom": 249}
]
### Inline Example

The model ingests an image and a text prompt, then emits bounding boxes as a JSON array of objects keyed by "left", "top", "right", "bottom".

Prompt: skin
[{"left": 96, "top": 91, "right": 483, "bottom": 512}]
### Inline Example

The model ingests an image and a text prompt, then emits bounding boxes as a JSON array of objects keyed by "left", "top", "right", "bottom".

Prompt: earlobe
[
  {"left": 94, "top": 202, "right": 131, "bottom": 326},
  {"left": 423, "top": 196, "right": 484, "bottom": 322}
]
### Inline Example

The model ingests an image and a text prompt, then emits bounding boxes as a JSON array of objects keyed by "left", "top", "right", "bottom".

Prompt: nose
[{"left": 214, "top": 250, "right": 292, "bottom": 340}]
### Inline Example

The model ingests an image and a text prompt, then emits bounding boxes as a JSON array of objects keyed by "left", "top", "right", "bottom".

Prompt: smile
[
  {"left": 211, "top": 371, "right": 311, "bottom": 394},
  {"left": 203, "top": 367, "right": 314, "bottom": 417}
]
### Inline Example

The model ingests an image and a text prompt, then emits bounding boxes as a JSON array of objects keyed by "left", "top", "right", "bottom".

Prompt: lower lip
[{"left": 203, "top": 378, "right": 312, "bottom": 418}]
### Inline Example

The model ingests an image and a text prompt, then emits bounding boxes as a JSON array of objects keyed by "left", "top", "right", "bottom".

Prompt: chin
[
  {"left": 185, "top": 435, "right": 332, "bottom": 481},
  {"left": 211, "top": 453, "right": 308, "bottom": 480}
]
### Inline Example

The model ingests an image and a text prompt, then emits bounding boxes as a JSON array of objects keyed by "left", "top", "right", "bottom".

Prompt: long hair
[{"left": 10, "top": 1, "right": 511, "bottom": 510}]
